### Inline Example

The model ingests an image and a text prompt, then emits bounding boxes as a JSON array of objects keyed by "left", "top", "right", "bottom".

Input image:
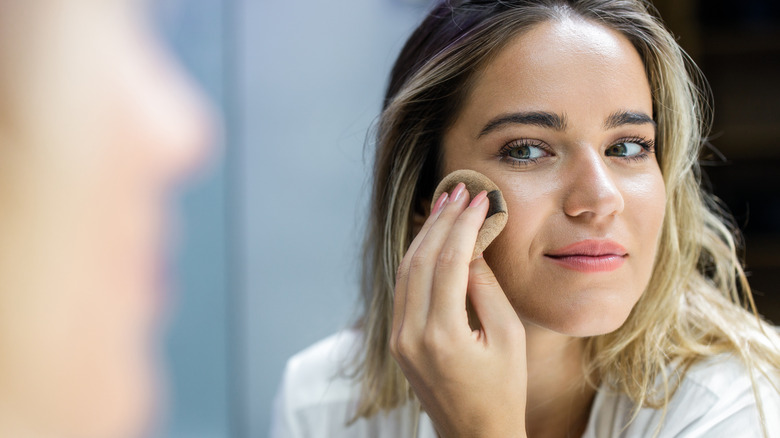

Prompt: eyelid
[
  {"left": 613, "top": 136, "right": 656, "bottom": 152},
  {"left": 499, "top": 138, "right": 552, "bottom": 154},
  {"left": 497, "top": 138, "right": 553, "bottom": 168},
  {"left": 607, "top": 136, "right": 656, "bottom": 163}
]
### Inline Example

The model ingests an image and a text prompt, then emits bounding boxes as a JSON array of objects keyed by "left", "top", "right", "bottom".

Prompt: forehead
[{"left": 455, "top": 17, "right": 652, "bottom": 131}]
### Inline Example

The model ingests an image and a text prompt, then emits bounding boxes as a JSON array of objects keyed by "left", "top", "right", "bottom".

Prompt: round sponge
[{"left": 431, "top": 169, "right": 508, "bottom": 259}]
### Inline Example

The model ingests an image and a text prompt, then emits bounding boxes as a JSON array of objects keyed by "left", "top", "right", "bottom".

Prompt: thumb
[{"left": 467, "top": 255, "right": 524, "bottom": 342}]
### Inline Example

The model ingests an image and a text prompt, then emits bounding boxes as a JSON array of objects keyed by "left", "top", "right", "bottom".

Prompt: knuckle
[
  {"left": 408, "top": 252, "right": 429, "bottom": 270},
  {"left": 393, "top": 331, "right": 416, "bottom": 361},
  {"left": 421, "top": 326, "right": 451, "bottom": 356},
  {"left": 469, "top": 269, "right": 496, "bottom": 287},
  {"left": 389, "top": 336, "right": 401, "bottom": 360},
  {"left": 436, "top": 247, "right": 463, "bottom": 269},
  {"left": 392, "top": 325, "right": 458, "bottom": 370},
  {"left": 395, "top": 263, "right": 408, "bottom": 285},
  {"left": 454, "top": 211, "right": 482, "bottom": 232},
  {"left": 455, "top": 211, "right": 478, "bottom": 225}
]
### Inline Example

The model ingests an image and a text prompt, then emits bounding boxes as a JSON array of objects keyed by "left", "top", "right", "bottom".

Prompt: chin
[
  {"left": 87, "top": 366, "right": 157, "bottom": 438},
  {"left": 511, "top": 291, "right": 637, "bottom": 338},
  {"left": 556, "top": 313, "right": 630, "bottom": 338},
  {"left": 72, "top": 335, "right": 160, "bottom": 438}
]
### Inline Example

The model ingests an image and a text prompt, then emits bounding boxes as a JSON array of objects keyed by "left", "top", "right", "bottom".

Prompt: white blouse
[{"left": 271, "top": 330, "right": 780, "bottom": 437}]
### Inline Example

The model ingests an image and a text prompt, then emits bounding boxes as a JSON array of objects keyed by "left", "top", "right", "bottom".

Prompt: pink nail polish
[
  {"left": 451, "top": 182, "right": 466, "bottom": 202},
  {"left": 469, "top": 190, "right": 487, "bottom": 208},
  {"left": 432, "top": 192, "right": 448, "bottom": 214}
]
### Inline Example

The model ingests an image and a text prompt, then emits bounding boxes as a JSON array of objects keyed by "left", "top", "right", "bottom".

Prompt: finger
[
  {"left": 393, "top": 191, "right": 450, "bottom": 342},
  {"left": 467, "top": 255, "right": 524, "bottom": 344},
  {"left": 402, "top": 191, "right": 450, "bottom": 274},
  {"left": 400, "top": 183, "right": 470, "bottom": 332},
  {"left": 428, "top": 190, "right": 490, "bottom": 328}
]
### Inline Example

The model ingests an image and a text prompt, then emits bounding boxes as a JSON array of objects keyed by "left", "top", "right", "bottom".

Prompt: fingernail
[
  {"left": 469, "top": 190, "right": 487, "bottom": 208},
  {"left": 451, "top": 182, "right": 466, "bottom": 202},
  {"left": 432, "top": 192, "right": 448, "bottom": 214}
]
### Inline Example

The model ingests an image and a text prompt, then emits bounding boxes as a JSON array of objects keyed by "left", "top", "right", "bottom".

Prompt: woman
[
  {"left": 0, "top": 1, "right": 212, "bottom": 437},
  {"left": 273, "top": 1, "right": 780, "bottom": 437}
]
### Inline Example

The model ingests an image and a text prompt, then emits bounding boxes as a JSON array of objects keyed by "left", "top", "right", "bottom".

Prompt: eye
[
  {"left": 499, "top": 140, "right": 551, "bottom": 165},
  {"left": 605, "top": 137, "right": 655, "bottom": 160},
  {"left": 508, "top": 144, "right": 546, "bottom": 159}
]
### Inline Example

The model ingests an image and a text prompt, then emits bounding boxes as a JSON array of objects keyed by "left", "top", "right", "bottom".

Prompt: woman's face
[
  {"left": 442, "top": 18, "right": 665, "bottom": 337},
  {"left": 0, "top": 1, "right": 212, "bottom": 437}
]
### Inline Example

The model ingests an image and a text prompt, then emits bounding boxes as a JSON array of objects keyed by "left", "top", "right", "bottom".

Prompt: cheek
[
  {"left": 478, "top": 168, "right": 666, "bottom": 335},
  {"left": 481, "top": 173, "right": 561, "bottom": 276},
  {"left": 0, "top": 66, "right": 160, "bottom": 438},
  {"left": 623, "top": 170, "right": 667, "bottom": 256}
]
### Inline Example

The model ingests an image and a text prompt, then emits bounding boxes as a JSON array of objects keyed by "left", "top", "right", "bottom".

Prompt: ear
[{"left": 411, "top": 196, "right": 432, "bottom": 236}]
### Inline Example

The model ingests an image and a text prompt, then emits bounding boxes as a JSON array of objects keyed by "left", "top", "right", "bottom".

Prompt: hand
[{"left": 390, "top": 183, "right": 528, "bottom": 438}]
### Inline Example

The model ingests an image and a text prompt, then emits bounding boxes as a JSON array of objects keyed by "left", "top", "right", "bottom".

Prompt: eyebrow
[
  {"left": 603, "top": 110, "right": 656, "bottom": 130},
  {"left": 477, "top": 109, "right": 656, "bottom": 139},
  {"left": 478, "top": 111, "right": 567, "bottom": 138}
]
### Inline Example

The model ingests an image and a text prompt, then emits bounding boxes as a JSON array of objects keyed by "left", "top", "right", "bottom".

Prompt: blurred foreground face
[{"left": 0, "top": 1, "right": 212, "bottom": 437}]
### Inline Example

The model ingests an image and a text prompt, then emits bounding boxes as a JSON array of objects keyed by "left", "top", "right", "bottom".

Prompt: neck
[{"left": 523, "top": 324, "right": 595, "bottom": 438}]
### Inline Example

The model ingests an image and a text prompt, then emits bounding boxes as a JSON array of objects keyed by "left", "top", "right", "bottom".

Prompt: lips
[{"left": 544, "top": 239, "right": 628, "bottom": 273}]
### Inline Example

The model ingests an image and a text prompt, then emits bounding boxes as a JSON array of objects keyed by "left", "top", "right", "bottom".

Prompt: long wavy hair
[{"left": 352, "top": 0, "right": 780, "bottom": 432}]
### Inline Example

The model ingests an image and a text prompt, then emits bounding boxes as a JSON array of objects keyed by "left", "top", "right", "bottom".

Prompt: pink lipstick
[{"left": 545, "top": 240, "right": 627, "bottom": 273}]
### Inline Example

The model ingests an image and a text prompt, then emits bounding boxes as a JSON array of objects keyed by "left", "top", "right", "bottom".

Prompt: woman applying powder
[{"left": 273, "top": 1, "right": 780, "bottom": 436}]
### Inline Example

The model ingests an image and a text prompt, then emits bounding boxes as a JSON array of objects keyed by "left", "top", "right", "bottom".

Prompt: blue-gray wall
[
  {"left": 155, "top": 1, "right": 229, "bottom": 437},
  {"left": 240, "top": 1, "right": 431, "bottom": 436},
  {"left": 155, "top": 1, "right": 431, "bottom": 436}
]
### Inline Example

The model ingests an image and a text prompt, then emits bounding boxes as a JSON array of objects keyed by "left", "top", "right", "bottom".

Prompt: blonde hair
[{"left": 352, "top": 0, "right": 780, "bottom": 430}]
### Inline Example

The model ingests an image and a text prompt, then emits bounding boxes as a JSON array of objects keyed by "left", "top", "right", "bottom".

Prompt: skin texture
[
  {"left": 0, "top": 1, "right": 212, "bottom": 437},
  {"left": 392, "top": 17, "right": 666, "bottom": 438}
]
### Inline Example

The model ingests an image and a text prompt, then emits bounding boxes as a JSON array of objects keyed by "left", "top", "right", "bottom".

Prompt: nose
[
  {"left": 127, "top": 27, "right": 217, "bottom": 185},
  {"left": 146, "top": 49, "right": 217, "bottom": 182},
  {"left": 562, "top": 149, "right": 624, "bottom": 219}
]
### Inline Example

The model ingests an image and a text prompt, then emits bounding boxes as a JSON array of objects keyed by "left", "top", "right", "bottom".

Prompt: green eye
[
  {"left": 606, "top": 141, "right": 645, "bottom": 157},
  {"left": 507, "top": 144, "right": 546, "bottom": 160},
  {"left": 498, "top": 140, "right": 551, "bottom": 169}
]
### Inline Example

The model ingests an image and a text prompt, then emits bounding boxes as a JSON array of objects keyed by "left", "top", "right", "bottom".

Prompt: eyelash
[
  {"left": 497, "top": 136, "right": 656, "bottom": 168},
  {"left": 497, "top": 139, "right": 550, "bottom": 168},
  {"left": 614, "top": 136, "right": 656, "bottom": 162}
]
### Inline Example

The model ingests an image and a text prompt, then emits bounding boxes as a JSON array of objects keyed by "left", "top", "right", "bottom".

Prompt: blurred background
[
  {"left": 651, "top": 0, "right": 780, "bottom": 325},
  {"left": 156, "top": 0, "right": 779, "bottom": 437}
]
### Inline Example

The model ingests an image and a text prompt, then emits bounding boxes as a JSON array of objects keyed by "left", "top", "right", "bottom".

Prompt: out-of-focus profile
[{"left": 0, "top": 1, "right": 213, "bottom": 437}]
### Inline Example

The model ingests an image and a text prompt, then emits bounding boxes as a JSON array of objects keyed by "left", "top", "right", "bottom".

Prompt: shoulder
[
  {"left": 270, "top": 330, "right": 362, "bottom": 438},
  {"left": 585, "top": 354, "right": 780, "bottom": 437},
  {"left": 677, "top": 355, "right": 779, "bottom": 436},
  {"left": 278, "top": 330, "right": 362, "bottom": 411},
  {"left": 270, "top": 330, "right": 430, "bottom": 438}
]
